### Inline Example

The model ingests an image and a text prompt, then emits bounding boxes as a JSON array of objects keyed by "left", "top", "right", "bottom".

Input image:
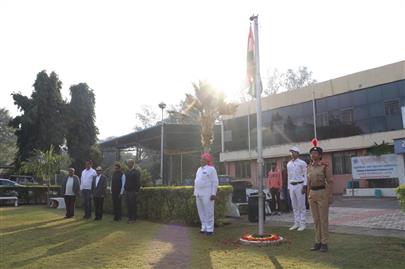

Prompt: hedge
[
  {"left": 396, "top": 184, "right": 405, "bottom": 213},
  {"left": 102, "top": 186, "right": 233, "bottom": 225},
  {"left": 0, "top": 185, "right": 233, "bottom": 225},
  {"left": 0, "top": 185, "right": 61, "bottom": 205}
]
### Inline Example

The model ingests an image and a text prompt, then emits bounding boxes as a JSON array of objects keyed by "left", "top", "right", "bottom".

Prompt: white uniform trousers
[
  {"left": 289, "top": 183, "right": 306, "bottom": 226},
  {"left": 196, "top": 195, "right": 215, "bottom": 232}
]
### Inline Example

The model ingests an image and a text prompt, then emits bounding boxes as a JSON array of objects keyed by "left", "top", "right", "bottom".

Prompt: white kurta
[
  {"left": 287, "top": 158, "right": 308, "bottom": 226},
  {"left": 194, "top": 165, "right": 219, "bottom": 232}
]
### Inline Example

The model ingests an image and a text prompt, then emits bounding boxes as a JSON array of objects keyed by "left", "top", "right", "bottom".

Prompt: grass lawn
[{"left": 1, "top": 206, "right": 404, "bottom": 269}]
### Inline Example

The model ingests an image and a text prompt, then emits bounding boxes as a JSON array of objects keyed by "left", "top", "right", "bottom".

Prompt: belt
[
  {"left": 290, "top": 181, "right": 304, "bottom": 185},
  {"left": 310, "top": 186, "right": 325, "bottom": 191}
]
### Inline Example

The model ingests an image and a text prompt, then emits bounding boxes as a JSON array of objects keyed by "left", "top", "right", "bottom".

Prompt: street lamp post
[{"left": 158, "top": 102, "right": 166, "bottom": 185}]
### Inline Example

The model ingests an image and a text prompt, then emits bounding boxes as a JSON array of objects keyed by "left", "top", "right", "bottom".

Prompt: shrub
[
  {"left": 0, "top": 185, "right": 61, "bottom": 205},
  {"left": 396, "top": 184, "right": 405, "bottom": 213},
  {"left": 103, "top": 185, "right": 233, "bottom": 225}
]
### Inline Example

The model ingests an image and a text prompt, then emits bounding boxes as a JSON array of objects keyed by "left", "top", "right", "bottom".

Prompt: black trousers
[
  {"left": 81, "top": 189, "right": 92, "bottom": 218},
  {"left": 93, "top": 197, "right": 104, "bottom": 220},
  {"left": 64, "top": 195, "right": 76, "bottom": 217},
  {"left": 270, "top": 188, "right": 281, "bottom": 212},
  {"left": 112, "top": 194, "right": 122, "bottom": 220},
  {"left": 126, "top": 191, "right": 137, "bottom": 221}
]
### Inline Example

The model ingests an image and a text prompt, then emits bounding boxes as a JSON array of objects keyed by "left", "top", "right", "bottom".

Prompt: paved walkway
[
  {"left": 147, "top": 224, "right": 191, "bottom": 269},
  {"left": 239, "top": 197, "right": 405, "bottom": 239},
  {"left": 265, "top": 207, "right": 405, "bottom": 231}
]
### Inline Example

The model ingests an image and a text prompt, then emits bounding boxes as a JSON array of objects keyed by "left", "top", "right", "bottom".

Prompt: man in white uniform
[
  {"left": 287, "top": 146, "right": 308, "bottom": 231},
  {"left": 194, "top": 153, "right": 219, "bottom": 235}
]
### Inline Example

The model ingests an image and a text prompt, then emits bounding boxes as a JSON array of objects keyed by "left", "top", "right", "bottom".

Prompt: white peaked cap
[{"left": 289, "top": 146, "right": 300, "bottom": 153}]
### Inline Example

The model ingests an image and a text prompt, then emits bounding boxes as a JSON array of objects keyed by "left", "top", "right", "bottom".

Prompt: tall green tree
[
  {"left": 66, "top": 83, "right": 99, "bottom": 172},
  {"left": 0, "top": 108, "right": 17, "bottom": 165},
  {"left": 10, "top": 71, "right": 66, "bottom": 167}
]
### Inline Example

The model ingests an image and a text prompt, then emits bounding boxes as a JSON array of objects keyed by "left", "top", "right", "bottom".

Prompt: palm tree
[{"left": 172, "top": 81, "right": 238, "bottom": 152}]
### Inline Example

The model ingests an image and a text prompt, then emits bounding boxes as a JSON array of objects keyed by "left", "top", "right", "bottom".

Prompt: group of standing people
[
  {"left": 61, "top": 159, "right": 141, "bottom": 223},
  {"left": 267, "top": 142, "right": 333, "bottom": 252},
  {"left": 60, "top": 145, "right": 332, "bottom": 252}
]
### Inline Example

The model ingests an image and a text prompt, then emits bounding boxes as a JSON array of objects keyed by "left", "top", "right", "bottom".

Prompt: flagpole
[{"left": 250, "top": 14, "right": 264, "bottom": 236}]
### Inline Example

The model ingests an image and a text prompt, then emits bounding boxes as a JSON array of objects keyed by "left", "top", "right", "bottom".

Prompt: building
[{"left": 220, "top": 61, "right": 405, "bottom": 194}]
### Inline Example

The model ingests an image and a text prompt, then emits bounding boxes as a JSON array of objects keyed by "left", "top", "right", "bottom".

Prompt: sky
[{"left": 1, "top": 0, "right": 404, "bottom": 140}]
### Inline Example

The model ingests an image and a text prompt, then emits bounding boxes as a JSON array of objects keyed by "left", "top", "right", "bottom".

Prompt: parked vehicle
[
  {"left": 218, "top": 175, "right": 234, "bottom": 185},
  {"left": 0, "top": 178, "right": 24, "bottom": 187},
  {"left": 9, "top": 175, "right": 38, "bottom": 185}
]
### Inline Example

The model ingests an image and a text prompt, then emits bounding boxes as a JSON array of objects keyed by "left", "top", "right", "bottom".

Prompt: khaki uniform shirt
[{"left": 307, "top": 162, "right": 333, "bottom": 198}]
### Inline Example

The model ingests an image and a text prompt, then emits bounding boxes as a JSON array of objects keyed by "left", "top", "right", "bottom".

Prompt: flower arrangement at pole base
[{"left": 239, "top": 233, "right": 284, "bottom": 246}]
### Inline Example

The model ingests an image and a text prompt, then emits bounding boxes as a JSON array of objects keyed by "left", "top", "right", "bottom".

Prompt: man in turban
[{"left": 194, "top": 152, "right": 219, "bottom": 235}]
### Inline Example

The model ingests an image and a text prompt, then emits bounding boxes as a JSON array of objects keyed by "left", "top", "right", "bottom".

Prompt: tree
[
  {"left": 10, "top": 71, "right": 66, "bottom": 167},
  {"left": 264, "top": 66, "right": 317, "bottom": 95},
  {"left": 180, "top": 80, "right": 238, "bottom": 152},
  {"left": 66, "top": 83, "right": 98, "bottom": 172},
  {"left": 0, "top": 108, "right": 17, "bottom": 165},
  {"left": 134, "top": 105, "right": 159, "bottom": 131}
]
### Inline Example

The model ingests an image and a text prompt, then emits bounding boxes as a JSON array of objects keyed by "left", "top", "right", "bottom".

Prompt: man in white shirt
[
  {"left": 194, "top": 152, "right": 219, "bottom": 235},
  {"left": 80, "top": 160, "right": 97, "bottom": 219},
  {"left": 287, "top": 146, "right": 308, "bottom": 231}
]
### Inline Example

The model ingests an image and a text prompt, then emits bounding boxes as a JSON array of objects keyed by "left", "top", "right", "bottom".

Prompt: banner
[{"left": 351, "top": 154, "right": 405, "bottom": 180}]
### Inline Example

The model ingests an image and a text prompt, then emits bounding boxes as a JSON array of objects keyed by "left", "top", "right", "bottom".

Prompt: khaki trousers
[{"left": 309, "top": 189, "right": 329, "bottom": 244}]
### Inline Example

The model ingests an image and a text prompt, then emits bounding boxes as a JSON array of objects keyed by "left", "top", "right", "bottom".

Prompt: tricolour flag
[
  {"left": 246, "top": 25, "right": 262, "bottom": 98},
  {"left": 246, "top": 26, "right": 255, "bottom": 97}
]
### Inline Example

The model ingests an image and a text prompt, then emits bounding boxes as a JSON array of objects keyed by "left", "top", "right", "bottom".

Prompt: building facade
[{"left": 220, "top": 61, "right": 405, "bottom": 194}]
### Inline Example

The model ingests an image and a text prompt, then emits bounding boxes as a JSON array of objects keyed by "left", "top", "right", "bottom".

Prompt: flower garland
[{"left": 239, "top": 233, "right": 284, "bottom": 245}]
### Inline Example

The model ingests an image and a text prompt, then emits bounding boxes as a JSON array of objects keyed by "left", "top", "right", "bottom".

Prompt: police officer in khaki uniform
[{"left": 307, "top": 139, "right": 333, "bottom": 252}]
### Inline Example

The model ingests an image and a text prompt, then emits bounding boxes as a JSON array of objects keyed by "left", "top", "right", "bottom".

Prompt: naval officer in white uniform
[
  {"left": 194, "top": 152, "right": 219, "bottom": 235},
  {"left": 287, "top": 146, "right": 308, "bottom": 231}
]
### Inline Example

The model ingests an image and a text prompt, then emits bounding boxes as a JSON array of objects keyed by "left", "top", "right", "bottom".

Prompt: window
[
  {"left": 384, "top": 100, "right": 400, "bottom": 115},
  {"left": 317, "top": 113, "right": 328, "bottom": 127},
  {"left": 235, "top": 161, "right": 251, "bottom": 179},
  {"left": 264, "top": 158, "right": 277, "bottom": 174},
  {"left": 332, "top": 151, "right": 357, "bottom": 174},
  {"left": 224, "top": 130, "right": 232, "bottom": 142},
  {"left": 341, "top": 108, "right": 354, "bottom": 124}
]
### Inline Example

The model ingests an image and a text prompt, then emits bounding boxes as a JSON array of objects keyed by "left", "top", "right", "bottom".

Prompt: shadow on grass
[
  {"left": 193, "top": 223, "right": 405, "bottom": 269},
  {"left": 7, "top": 221, "right": 115, "bottom": 268},
  {"left": 267, "top": 255, "right": 283, "bottom": 269},
  {"left": 2, "top": 207, "right": 162, "bottom": 269},
  {"left": 0, "top": 218, "right": 66, "bottom": 234}
]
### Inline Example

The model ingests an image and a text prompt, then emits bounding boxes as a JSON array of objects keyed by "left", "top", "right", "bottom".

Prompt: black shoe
[
  {"left": 199, "top": 230, "right": 206, "bottom": 234},
  {"left": 319, "top": 244, "right": 328, "bottom": 252},
  {"left": 310, "top": 243, "right": 321, "bottom": 251},
  {"left": 206, "top": 232, "right": 213, "bottom": 236}
]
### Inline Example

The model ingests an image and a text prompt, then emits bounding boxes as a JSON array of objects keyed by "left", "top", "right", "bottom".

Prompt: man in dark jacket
[
  {"left": 61, "top": 168, "right": 80, "bottom": 218},
  {"left": 125, "top": 159, "right": 141, "bottom": 223},
  {"left": 92, "top": 166, "right": 107, "bottom": 221},
  {"left": 111, "top": 163, "right": 125, "bottom": 221}
]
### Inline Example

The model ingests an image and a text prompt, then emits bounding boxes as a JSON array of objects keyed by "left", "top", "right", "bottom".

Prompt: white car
[{"left": 0, "top": 178, "right": 24, "bottom": 187}]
